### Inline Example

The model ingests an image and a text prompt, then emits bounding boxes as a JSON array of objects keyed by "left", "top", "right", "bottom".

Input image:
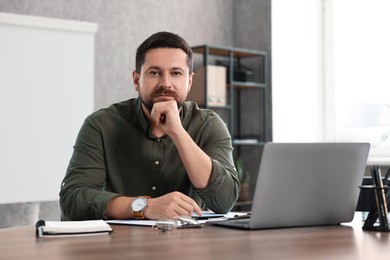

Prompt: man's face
[{"left": 133, "top": 48, "right": 193, "bottom": 112}]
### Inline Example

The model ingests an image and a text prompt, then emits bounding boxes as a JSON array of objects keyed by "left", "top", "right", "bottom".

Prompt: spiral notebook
[{"left": 35, "top": 219, "right": 112, "bottom": 237}]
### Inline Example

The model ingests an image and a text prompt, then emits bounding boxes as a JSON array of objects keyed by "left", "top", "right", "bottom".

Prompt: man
[{"left": 60, "top": 31, "right": 240, "bottom": 220}]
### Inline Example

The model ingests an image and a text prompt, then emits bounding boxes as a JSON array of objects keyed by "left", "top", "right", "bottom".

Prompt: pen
[
  {"left": 384, "top": 168, "right": 390, "bottom": 186},
  {"left": 160, "top": 114, "right": 166, "bottom": 124}
]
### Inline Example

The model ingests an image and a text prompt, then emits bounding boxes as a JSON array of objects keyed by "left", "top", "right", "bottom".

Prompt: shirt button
[
  {"left": 157, "top": 138, "right": 161, "bottom": 142},
  {"left": 152, "top": 186, "right": 156, "bottom": 190},
  {"left": 155, "top": 161, "right": 160, "bottom": 165}
]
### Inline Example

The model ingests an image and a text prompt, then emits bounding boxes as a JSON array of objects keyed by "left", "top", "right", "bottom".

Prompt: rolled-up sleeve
[{"left": 59, "top": 117, "right": 120, "bottom": 220}]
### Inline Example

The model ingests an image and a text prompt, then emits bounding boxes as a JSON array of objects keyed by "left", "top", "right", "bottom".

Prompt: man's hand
[
  {"left": 143, "top": 191, "right": 202, "bottom": 219},
  {"left": 150, "top": 100, "right": 183, "bottom": 137},
  {"left": 149, "top": 100, "right": 212, "bottom": 189}
]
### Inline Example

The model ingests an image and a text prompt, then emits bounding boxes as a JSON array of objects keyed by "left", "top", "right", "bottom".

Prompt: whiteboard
[{"left": 0, "top": 13, "right": 98, "bottom": 203}]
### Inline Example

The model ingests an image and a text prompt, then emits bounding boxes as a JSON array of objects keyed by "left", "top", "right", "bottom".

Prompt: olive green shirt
[{"left": 59, "top": 98, "right": 239, "bottom": 220}]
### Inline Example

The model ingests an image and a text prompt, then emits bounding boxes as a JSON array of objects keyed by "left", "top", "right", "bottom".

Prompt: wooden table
[{"left": 1, "top": 215, "right": 389, "bottom": 260}]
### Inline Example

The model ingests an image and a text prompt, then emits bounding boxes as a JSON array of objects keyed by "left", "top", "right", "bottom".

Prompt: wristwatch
[{"left": 131, "top": 196, "right": 150, "bottom": 219}]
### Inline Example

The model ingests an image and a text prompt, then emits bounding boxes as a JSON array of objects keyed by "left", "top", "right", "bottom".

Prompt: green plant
[{"left": 235, "top": 157, "right": 250, "bottom": 184}]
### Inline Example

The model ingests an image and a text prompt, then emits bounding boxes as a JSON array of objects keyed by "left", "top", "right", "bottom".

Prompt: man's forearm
[
  {"left": 104, "top": 196, "right": 133, "bottom": 219},
  {"left": 170, "top": 128, "right": 212, "bottom": 189}
]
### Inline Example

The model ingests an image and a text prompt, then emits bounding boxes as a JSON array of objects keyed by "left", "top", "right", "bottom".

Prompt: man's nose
[{"left": 159, "top": 73, "right": 172, "bottom": 88}]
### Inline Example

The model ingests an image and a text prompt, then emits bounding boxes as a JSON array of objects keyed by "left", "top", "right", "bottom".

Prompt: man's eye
[
  {"left": 149, "top": 71, "right": 160, "bottom": 76},
  {"left": 172, "top": 71, "right": 182, "bottom": 76}
]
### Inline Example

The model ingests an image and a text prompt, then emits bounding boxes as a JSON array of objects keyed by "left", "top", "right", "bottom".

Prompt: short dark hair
[{"left": 135, "top": 31, "right": 193, "bottom": 73}]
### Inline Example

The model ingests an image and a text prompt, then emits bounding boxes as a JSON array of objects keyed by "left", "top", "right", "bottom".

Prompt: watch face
[{"left": 132, "top": 198, "right": 146, "bottom": 212}]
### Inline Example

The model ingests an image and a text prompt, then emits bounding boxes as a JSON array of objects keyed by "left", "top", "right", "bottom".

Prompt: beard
[{"left": 140, "top": 86, "right": 185, "bottom": 112}]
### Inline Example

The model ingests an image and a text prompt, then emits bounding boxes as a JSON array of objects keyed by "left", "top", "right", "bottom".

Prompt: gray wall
[
  {"left": 0, "top": 0, "right": 271, "bottom": 228},
  {"left": 0, "top": 0, "right": 271, "bottom": 110}
]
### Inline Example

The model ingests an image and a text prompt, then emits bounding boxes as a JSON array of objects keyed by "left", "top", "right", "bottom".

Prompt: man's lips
[
  {"left": 155, "top": 93, "right": 173, "bottom": 97},
  {"left": 153, "top": 95, "right": 175, "bottom": 101}
]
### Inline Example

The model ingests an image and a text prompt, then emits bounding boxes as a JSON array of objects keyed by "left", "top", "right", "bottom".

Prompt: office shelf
[
  {"left": 230, "top": 81, "right": 267, "bottom": 89},
  {"left": 190, "top": 44, "right": 270, "bottom": 147},
  {"left": 189, "top": 45, "right": 271, "bottom": 205}
]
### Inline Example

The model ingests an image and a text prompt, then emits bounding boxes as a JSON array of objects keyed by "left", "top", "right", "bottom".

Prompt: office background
[
  {"left": 2, "top": 0, "right": 389, "bottom": 229},
  {"left": 0, "top": 0, "right": 271, "bottom": 228}
]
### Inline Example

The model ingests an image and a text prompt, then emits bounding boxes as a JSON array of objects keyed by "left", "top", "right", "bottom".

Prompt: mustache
[
  {"left": 141, "top": 86, "right": 181, "bottom": 112},
  {"left": 151, "top": 86, "right": 179, "bottom": 99}
]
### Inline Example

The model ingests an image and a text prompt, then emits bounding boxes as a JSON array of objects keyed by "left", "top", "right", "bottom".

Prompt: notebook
[{"left": 213, "top": 142, "right": 370, "bottom": 230}]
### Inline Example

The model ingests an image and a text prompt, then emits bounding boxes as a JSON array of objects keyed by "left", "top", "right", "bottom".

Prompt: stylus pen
[{"left": 377, "top": 167, "right": 389, "bottom": 227}]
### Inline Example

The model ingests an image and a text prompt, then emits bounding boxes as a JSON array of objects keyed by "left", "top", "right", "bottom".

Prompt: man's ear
[
  {"left": 187, "top": 72, "right": 194, "bottom": 93},
  {"left": 133, "top": 70, "right": 140, "bottom": 91}
]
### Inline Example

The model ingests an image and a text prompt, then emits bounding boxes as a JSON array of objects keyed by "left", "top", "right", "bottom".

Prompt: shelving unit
[
  {"left": 190, "top": 45, "right": 270, "bottom": 147},
  {"left": 189, "top": 45, "right": 271, "bottom": 204}
]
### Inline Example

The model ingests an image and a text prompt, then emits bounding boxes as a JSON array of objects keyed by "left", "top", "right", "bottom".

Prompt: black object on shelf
[{"left": 215, "top": 59, "right": 255, "bottom": 83}]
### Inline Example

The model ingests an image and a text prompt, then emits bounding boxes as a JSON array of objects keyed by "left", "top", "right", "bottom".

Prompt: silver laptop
[{"left": 213, "top": 142, "right": 370, "bottom": 229}]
